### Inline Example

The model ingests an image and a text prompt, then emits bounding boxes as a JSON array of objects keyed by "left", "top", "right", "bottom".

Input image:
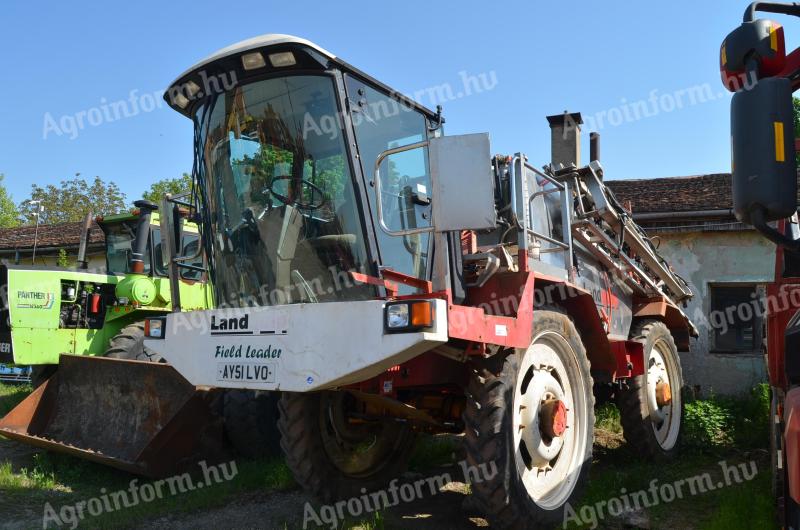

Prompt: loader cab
[
  {"left": 99, "top": 213, "right": 202, "bottom": 279},
  {"left": 164, "top": 35, "right": 457, "bottom": 306}
]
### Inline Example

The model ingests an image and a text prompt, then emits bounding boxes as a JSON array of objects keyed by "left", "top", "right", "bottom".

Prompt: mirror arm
[
  {"left": 744, "top": 1, "right": 800, "bottom": 22},
  {"left": 751, "top": 207, "right": 800, "bottom": 252},
  {"left": 427, "top": 105, "right": 444, "bottom": 132}
]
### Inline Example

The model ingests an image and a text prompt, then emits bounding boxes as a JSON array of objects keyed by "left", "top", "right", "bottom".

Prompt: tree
[
  {"left": 0, "top": 175, "right": 20, "bottom": 228},
  {"left": 19, "top": 175, "right": 127, "bottom": 225},
  {"left": 142, "top": 173, "right": 193, "bottom": 203}
]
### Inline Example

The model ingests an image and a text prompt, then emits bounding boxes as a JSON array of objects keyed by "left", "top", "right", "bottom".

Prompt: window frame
[{"left": 708, "top": 282, "right": 765, "bottom": 355}]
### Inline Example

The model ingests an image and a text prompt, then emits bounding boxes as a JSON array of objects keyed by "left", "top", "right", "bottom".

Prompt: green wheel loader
[
  {"left": 0, "top": 200, "right": 211, "bottom": 383},
  {"left": 0, "top": 198, "right": 232, "bottom": 476},
  {"left": 0, "top": 196, "right": 281, "bottom": 475}
]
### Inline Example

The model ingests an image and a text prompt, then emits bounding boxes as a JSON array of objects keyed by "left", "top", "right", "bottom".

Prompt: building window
[{"left": 709, "top": 284, "right": 763, "bottom": 354}]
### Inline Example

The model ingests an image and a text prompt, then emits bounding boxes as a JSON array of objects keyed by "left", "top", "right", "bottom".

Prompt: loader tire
[
  {"left": 278, "top": 391, "right": 416, "bottom": 503},
  {"left": 463, "top": 309, "right": 594, "bottom": 529},
  {"left": 223, "top": 389, "right": 281, "bottom": 459},
  {"left": 618, "top": 320, "right": 683, "bottom": 459},
  {"left": 105, "top": 322, "right": 162, "bottom": 362}
]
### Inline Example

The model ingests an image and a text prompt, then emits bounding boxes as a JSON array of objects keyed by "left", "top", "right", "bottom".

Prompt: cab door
[{"left": 345, "top": 76, "right": 433, "bottom": 291}]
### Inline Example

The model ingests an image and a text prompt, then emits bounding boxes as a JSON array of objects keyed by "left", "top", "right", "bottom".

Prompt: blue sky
[{"left": 2, "top": 0, "right": 796, "bottom": 204}]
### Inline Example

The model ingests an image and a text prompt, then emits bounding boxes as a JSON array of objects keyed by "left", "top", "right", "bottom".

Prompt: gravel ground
[{"left": 133, "top": 469, "right": 487, "bottom": 530}]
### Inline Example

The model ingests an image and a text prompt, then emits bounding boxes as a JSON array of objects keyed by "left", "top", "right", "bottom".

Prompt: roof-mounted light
[
  {"left": 269, "top": 51, "right": 296, "bottom": 67},
  {"left": 172, "top": 92, "right": 189, "bottom": 109},
  {"left": 241, "top": 52, "right": 266, "bottom": 71},
  {"left": 184, "top": 81, "right": 201, "bottom": 98}
]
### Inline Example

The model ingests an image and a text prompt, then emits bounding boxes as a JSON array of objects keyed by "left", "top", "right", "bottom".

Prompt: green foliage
[
  {"left": 0, "top": 174, "right": 20, "bottom": 228},
  {"left": 143, "top": 173, "right": 192, "bottom": 203},
  {"left": 683, "top": 384, "right": 770, "bottom": 451},
  {"left": 594, "top": 402, "right": 623, "bottom": 434},
  {"left": 794, "top": 97, "right": 800, "bottom": 166},
  {"left": 684, "top": 398, "right": 734, "bottom": 448},
  {"left": 19, "top": 176, "right": 126, "bottom": 225},
  {"left": 56, "top": 248, "right": 70, "bottom": 268}
]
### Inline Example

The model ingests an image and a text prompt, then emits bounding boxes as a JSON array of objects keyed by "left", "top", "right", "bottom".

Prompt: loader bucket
[{"left": 0, "top": 355, "right": 224, "bottom": 478}]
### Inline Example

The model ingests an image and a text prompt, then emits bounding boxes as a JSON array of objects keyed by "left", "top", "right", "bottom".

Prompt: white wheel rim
[
  {"left": 512, "top": 331, "right": 589, "bottom": 510},
  {"left": 645, "top": 341, "right": 681, "bottom": 450}
]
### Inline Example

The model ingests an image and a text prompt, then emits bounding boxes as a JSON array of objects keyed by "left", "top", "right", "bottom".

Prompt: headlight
[
  {"left": 386, "top": 304, "right": 410, "bottom": 329},
  {"left": 144, "top": 318, "right": 165, "bottom": 339},
  {"left": 385, "top": 301, "right": 434, "bottom": 333}
]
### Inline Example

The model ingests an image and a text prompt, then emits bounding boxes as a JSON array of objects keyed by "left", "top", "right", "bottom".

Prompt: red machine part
[
  {"left": 767, "top": 220, "right": 800, "bottom": 390},
  {"left": 778, "top": 46, "right": 800, "bottom": 90},
  {"left": 89, "top": 293, "right": 101, "bottom": 314},
  {"left": 784, "top": 387, "right": 800, "bottom": 503},
  {"left": 611, "top": 340, "right": 645, "bottom": 381}
]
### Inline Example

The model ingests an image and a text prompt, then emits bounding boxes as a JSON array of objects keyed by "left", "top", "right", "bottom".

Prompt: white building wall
[{"left": 655, "top": 230, "right": 774, "bottom": 396}]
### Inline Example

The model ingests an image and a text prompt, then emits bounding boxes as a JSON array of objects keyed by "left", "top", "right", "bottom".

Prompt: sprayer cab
[{"left": 161, "top": 34, "right": 495, "bottom": 310}]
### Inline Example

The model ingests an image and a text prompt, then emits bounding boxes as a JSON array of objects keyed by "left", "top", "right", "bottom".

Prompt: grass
[
  {"left": 0, "top": 381, "right": 32, "bottom": 416},
  {"left": 571, "top": 384, "right": 776, "bottom": 530},
  {"left": 0, "top": 457, "right": 59, "bottom": 492},
  {"left": 0, "top": 382, "right": 297, "bottom": 528},
  {"left": 408, "top": 434, "right": 462, "bottom": 472},
  {"left": 0, "top": 448, "right": 296, "bottom": 528},
  {"left": 0, "top": 382, "right": 779, "bottom": 529},
  {"left": 698, "top": 470, "right": 774, "bottom": 530},
  {"left": 594, "top": 402, "right": 623, "bottom": 434}
]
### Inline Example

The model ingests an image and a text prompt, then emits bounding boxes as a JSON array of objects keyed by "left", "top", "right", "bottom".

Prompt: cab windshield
[{"left": 197, "top": 75, "right": 374, "bottom": 306}]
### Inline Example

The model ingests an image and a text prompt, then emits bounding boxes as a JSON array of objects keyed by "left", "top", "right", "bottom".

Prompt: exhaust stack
[
  {"left": 546, "top": 111, "right": 583, "bottom": 169},
  {"left": 76, "top": 212, "right": 93, "bottom": 270},
  {"left": 130, "top": 200, "right": 158, "bottom": 274},
  {"left": 590, "top": 132, "right": 600, "bottom": 164}
]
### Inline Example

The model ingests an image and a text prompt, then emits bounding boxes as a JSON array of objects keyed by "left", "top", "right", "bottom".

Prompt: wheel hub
[
  {"left": 540, "top": 399, "right": 568, "bottom": 439},
  {"left": 655, "top": 381, "right": 672, "bottom": 408}
]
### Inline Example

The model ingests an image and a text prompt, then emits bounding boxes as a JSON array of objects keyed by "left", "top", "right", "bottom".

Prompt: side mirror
[
  {"left": 373, "top": 133, "right": 496, "bottom": 235},
  {"left": 731, "top": 76, "right": 797, "bottom": 224},
  {"left": 720, "top": 19, "right": 786, "bottom": 91}
]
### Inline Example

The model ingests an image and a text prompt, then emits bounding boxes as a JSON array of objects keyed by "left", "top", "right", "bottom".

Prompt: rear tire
[
  {"left": 278, "top": 391, "right": 416, "bottom": 503},
  {"left": 618, "top": 320, "right": 683, "bottom": 459},
  {"left": 105, "top": 321, "right": 161, "bottom": 362},
  {"left": 223, "top": 390, "right": 281, "bottom": 458},
  {"left": 463, "top": 309, "right": 594, "bottom": 529}
]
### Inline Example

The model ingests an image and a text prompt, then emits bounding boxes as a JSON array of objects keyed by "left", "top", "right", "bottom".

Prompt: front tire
[
  {"left": 463, "top": 309, "right": 594, "bottom": 528},
  {"left": 223, "top": 390, "right": 281, "bottom": 458},
  {"left": 618, "top": 320, "right": 683, "bottom": 458},
  {"left": 278, "top": 391, "right": 417, "bottom": 503},
  {"left": 105, "top": 321, "right": 161, "bottom": 362}
]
